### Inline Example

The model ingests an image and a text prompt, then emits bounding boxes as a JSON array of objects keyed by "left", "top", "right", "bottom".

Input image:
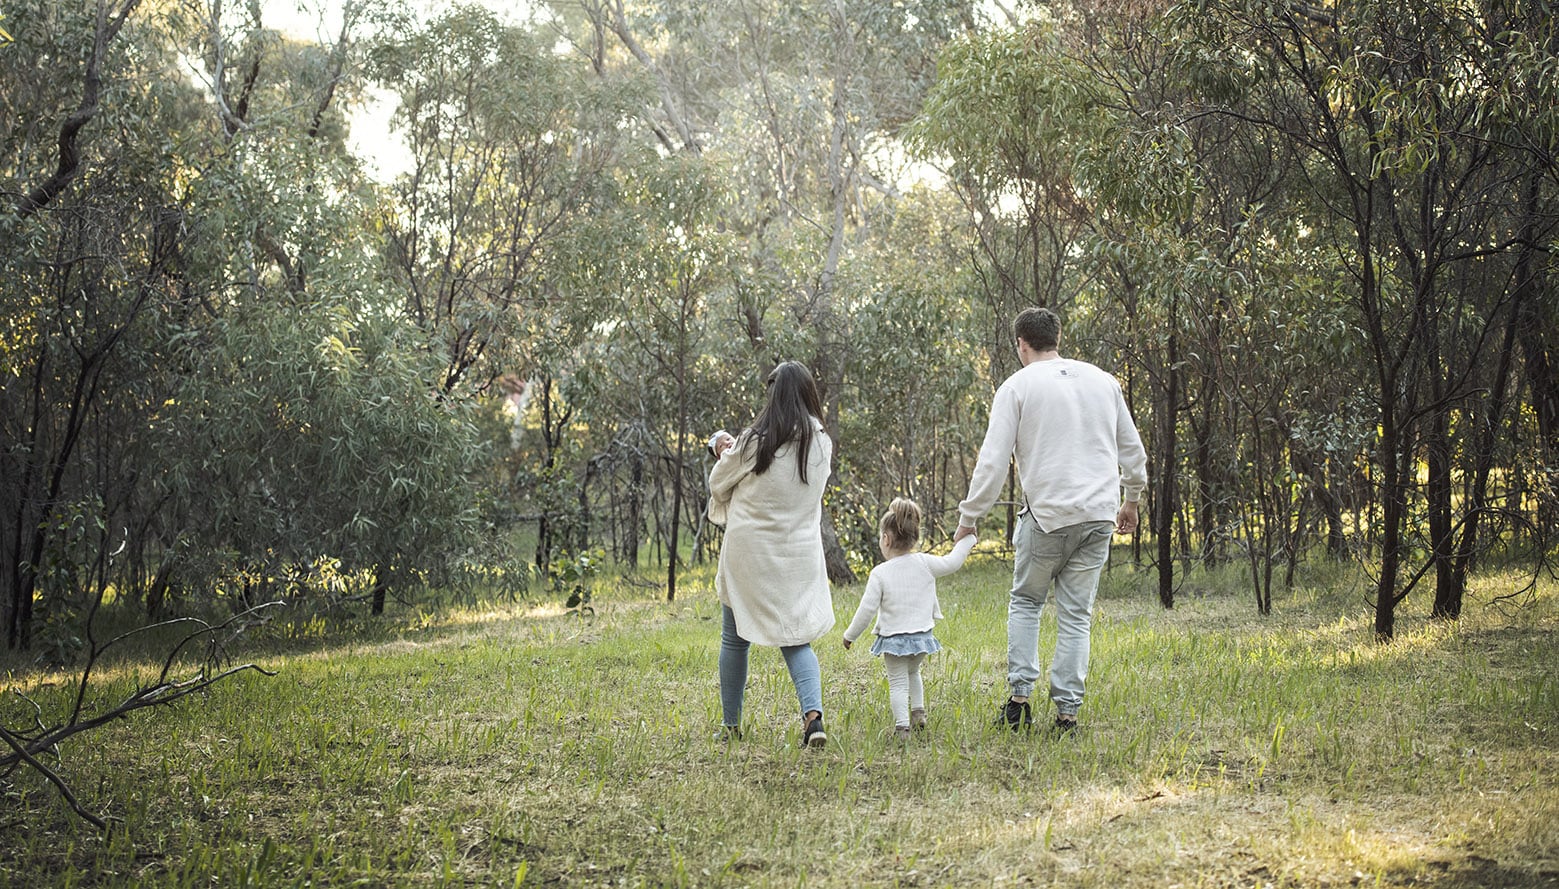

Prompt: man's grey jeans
[{"left": 1007, "top": 517, "right": 1115, "bottom": 717}]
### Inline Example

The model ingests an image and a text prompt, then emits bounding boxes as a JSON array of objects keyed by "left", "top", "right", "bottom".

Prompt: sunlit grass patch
[{"left": 1, "top": 559, "right": 1554, "bottom": 887}]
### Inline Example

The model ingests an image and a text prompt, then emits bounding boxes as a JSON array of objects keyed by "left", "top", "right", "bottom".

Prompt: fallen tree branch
[
  {"left": 0, "top": 725, "right": 108, "bottom": 830},
  {"left": 0, "top": 602, "right": 282, "bottom": 829}
]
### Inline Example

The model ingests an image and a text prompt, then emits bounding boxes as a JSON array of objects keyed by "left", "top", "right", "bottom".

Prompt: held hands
[{"left": 953, "top": 523, "right": 976, "bottom": 543}]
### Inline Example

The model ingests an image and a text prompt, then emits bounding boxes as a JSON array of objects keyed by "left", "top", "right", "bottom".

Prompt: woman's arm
[{"left": 709, "top": 433, "right": 755, "bottom": 496}]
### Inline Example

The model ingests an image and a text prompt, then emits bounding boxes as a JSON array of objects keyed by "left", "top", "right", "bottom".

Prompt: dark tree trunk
[
  {"left": 1514, "top": 241, "right": 1559, "bottom": 540},
  {"left": 1193, "top": 431, "right": 1218, "bottom": 563},
  {"left": 821, "top": 512, "right": 853, "bottom": 585},
  {"left": 1426, "top": 392, "right": 1455, "bottom": 618},
  {"left": 370, "top": 568, "right": 388, "bottom": 616},
  {"left": 1156, "top": 331, "right": 1180, "bottom": 609},
  {"left": 1374, "top": 410, "right": 1409, "bottom": 641},
  {"left": 667, "top": 425, "right": 687, "bottom": 604},
  {"left": 626, "top": 455, "right": 643, "bottom": 567},
  {"left": 1446, "top": 173, "right": 1537, "bottom": 615}
]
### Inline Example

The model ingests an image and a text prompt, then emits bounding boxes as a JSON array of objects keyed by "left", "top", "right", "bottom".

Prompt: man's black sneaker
[
  {"left": 995, "top": 698, "right": 1032, "bottom": 731},
  {"left": 803, "top": 715, "right": 827, "bottom": 748},
  {"left": 1053, "top": 716, "right": 1079, "bottom": 736}
]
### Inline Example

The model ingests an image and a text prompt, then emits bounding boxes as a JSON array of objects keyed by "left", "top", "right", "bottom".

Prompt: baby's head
[{"left": 879, "top": 497, "right": 922, "bottom": 556}]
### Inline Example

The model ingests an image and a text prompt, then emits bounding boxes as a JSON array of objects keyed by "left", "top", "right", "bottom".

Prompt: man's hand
[
  {"left": 953, "top": 523, "right": 976, "bottom": 543},
  {"left": 1115, "top": 500, "right": 1139, "bottom": 535}
]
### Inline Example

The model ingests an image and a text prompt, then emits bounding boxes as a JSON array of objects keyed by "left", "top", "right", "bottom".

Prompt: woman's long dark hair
[{"left": 745, "top": 361, "right": 824, "bottom": 482}]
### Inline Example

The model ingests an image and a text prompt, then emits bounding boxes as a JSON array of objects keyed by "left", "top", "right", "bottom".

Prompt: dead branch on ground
[{"left": 0, "top": 602, "right": 282, "bottom": 829}]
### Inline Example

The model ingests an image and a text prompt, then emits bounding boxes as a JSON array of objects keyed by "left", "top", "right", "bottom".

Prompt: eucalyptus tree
[
  {"left": 151, "top": 261, "right": 488, "bottom": 616},
  {"left": 372, "top": 6, "right": 638, "bottom": 397},
  {"left": 909, "top": 21, "right": 1190, "bottom": 598},
  {"left": 903, "top": 19, "right": 1268, "bottom": 603},
  {"left": 369, "top": 7, "right": 657, "bottom": 590},
  {"left": 1075, "top": 7, "right": 1374, "bottom": 607},
  {"left": 190, "top": 0, "right": 398, "bottom": 293},
  {"left": 830, "top": 186, "right": 986, "bottom": 562},
  {"left": 907, "top": 24, "right": 1110, "bottom": 338},
  {"left": 1, "top": 0, "right": 193, "bottom": 650},
  {"left": 1, "top": 0, "right": 499, "bottom": 653},
  {"left": 151, "top": 0, "right": 497, "bottom": 616},
  {"left": 542, "top": 153, "right": 734, "bottom": 600},
  {"left": 0, "top": 0, "right": 483, "bottom": 823},
  {"left": 908, "top": 9, "right": 1379, "bottom": 615},
  {"left": 562, "top": 0, "right": 984, "bottom": 578},
  {"left": 1170, "top": 0, "right": 1559, "bottom": 637}
]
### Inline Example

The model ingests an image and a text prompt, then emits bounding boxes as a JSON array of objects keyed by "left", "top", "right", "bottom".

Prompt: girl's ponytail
[{"left": 880, "top": 497, "right": 922, "bottom": 550}]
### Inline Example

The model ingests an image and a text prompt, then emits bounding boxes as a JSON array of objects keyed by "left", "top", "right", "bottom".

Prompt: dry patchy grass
[{"left": 1, "top": 554, "right": 1555, "bottom": 887}]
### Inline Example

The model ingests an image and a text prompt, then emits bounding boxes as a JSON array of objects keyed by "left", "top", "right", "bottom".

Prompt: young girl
[{"left": 843, "top": 498, "right": 976, "bottom": 739}]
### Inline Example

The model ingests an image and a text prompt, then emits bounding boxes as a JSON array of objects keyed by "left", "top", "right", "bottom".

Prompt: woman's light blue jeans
[
  {"left": 1007, "top": 519, "right": 1115, "bottom": 717},
  {"left": 719, "top": 605, "right": 822, "bottom": 728}
]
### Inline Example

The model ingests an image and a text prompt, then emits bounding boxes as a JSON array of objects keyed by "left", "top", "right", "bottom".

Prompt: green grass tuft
[{"left": 2, "top": 555, "right": 1555, "bottom": 887}]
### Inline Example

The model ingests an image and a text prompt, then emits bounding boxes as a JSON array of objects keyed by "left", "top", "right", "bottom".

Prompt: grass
[{"left": 1, "top": 550, "right": 1555, "bottom": 888}]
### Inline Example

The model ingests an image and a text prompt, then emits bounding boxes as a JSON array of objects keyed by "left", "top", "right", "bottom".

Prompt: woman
[{"left": 707, "top": 361, "right": 834, "bottom": 747}]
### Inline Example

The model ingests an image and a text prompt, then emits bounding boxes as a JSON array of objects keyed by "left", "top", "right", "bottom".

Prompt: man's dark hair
[{"left": 1014, "top": 307, "right": 1061, "bottom": 352}]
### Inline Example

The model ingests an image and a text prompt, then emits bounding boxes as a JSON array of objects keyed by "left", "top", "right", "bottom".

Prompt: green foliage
[
  {"left": 373, "top": 4, "right": 650, "bottom": 392},
  {"left": 908, "top": 25, "right": 1109, "bottom": 194},
  {"left": 4, "top": 0, "right": 1554, "bottom": 657},
  {"left": 153, "top": 282, "right": 489, "bottom": 595}
]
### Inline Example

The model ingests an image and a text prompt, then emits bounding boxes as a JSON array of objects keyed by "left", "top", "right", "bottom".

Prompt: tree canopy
[{"left": 2, "top": 0, "right": 1554, "bottom": 656}]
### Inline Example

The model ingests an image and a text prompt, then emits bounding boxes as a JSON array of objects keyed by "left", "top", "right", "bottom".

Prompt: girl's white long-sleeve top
[{"left": 843, "top": 535, "right": 976, "bottom": 643}]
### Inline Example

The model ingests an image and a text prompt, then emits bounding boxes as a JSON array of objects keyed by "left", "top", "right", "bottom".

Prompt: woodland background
[{"left": 2, "top": 0, "right": 1556, "bottom": 660}]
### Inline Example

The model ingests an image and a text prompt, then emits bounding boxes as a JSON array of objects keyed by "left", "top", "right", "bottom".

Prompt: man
[{"left": 953, "top": 307, "right": 1148, "bottom": 734}]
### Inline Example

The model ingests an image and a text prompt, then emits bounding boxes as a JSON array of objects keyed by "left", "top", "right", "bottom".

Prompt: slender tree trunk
[
  {"left": 370, "top": 567, "right": 388, "bottom": 616},
  {"left": 1293, "top": 445, "right": 1346, "bottom": 558},
  {"left": 8, "top": 324, "right": 110, "bottom": 649},
  {"left": 627, "top": 455, "right": 643, "bottom": 568},
  {"left": 1192, "top": 361, "right": 1224, "bottom": 563},
  {"left": 1374, "top": 407, "right": 1408, "bottom": 640},
  {"left": 1426, "top": 393, "right": 1455, "bottom": 616},
  {"left": 1246, "top": 411, "right": 1275, "bottom": 616},
  {"left": 809, "top": 4, "right": 857, "bottom": 587},
  {"left": 1156, "top": 330, "right": 1180, "bottom": 609},
  {"left": 1006, "top": 463, "right": 1017, "bottom": 546},
  {"left": 1446, "top": 174, "right": 1535, "bottom": 613},
  {"left": 667, "top": 367, "right": 689, "bottom": 603},
  {"left": 1514, "top": 243, "right": 1559, "bottom": 541},
  {"left": 1319, "top": 458, "right": 1347, "bottom": 558}
]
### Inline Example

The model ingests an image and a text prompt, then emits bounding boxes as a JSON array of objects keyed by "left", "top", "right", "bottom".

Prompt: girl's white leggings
[{"left": 884, "top": 653, "right": 928, "bottom": 728}]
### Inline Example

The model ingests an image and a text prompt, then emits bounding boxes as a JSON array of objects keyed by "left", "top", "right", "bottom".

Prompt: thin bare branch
[
  {"left": 604, "top": 0, "right": 700, "bottom": 153},
  {"left": 0, "top": 725, "right": 109, "bottom": 830},
  {"left": 3, "top": 603, "right": 281, "bottom": 828}
]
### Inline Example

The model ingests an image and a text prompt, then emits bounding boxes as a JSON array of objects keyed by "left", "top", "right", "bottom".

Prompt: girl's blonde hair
[{"left": 879, "top": 497, "right": 922, "bottom": 549}]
